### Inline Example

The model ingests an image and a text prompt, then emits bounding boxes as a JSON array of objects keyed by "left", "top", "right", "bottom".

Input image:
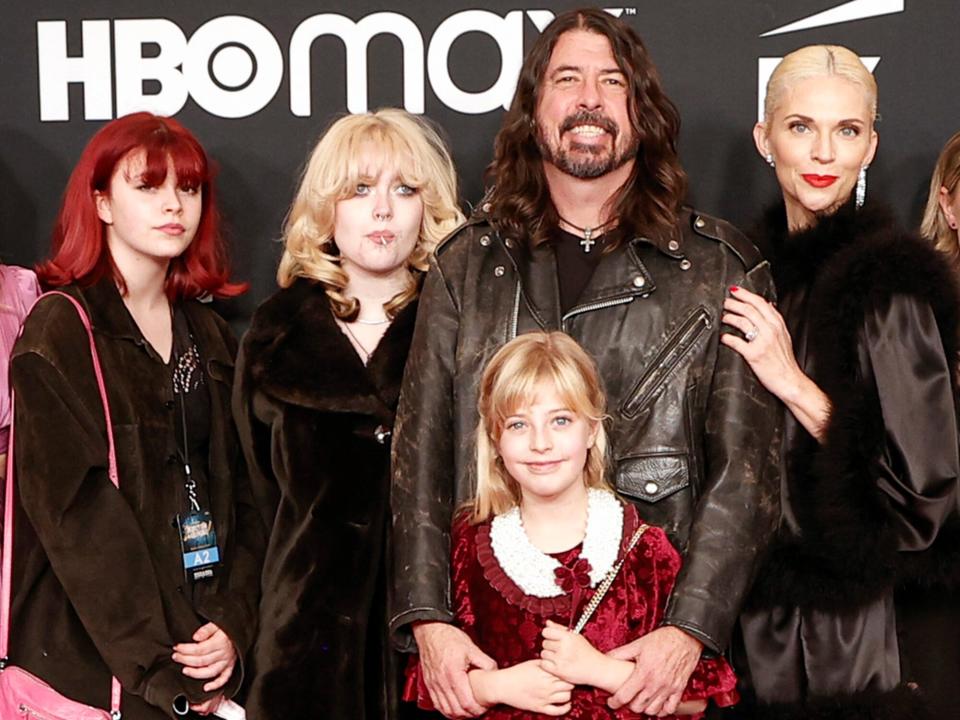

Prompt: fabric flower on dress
[{"left": 554, "top": 558, "right": 593, "bottom": 593}]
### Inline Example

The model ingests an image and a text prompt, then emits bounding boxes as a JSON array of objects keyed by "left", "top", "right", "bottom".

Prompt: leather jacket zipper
[
  {"left": 510, "top": 281, "right": 521, "bottom": 339},
  {"left": 621, "top": 306, "right": 712, "bottom": 418},
  {"left": 561, "top": 295, "right": 635, "bottom": 329}
]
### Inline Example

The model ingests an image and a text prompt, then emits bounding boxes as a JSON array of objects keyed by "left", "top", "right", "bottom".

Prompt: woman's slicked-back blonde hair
[
  {"left": 921, "top": 130, "right": 960, "bottom": 270},
  {"left": 471, "top": 332, "right": 611, "bottom": 523},
  {"left": 763, "top": 45, "right": 878, "bottom": 126},
  {"left": 277, "top": 108, "right": 464, "bottom": 319}
]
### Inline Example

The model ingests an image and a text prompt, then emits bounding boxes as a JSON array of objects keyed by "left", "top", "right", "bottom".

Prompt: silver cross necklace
[{"left": 556, "top": 214, "right": 617, "bottom": 253}]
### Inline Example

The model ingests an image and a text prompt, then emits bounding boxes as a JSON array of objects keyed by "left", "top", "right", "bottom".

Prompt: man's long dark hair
[{"left": 484, "top": 8, "right": 687, "bottom": 248}]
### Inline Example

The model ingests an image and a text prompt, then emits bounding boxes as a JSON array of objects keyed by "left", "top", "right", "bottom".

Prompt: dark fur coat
[
  {"left": 749, "top": 201, "right": 960, "bottom": 611},
  {"left": 735, "top": 201, "right": 960, "bottom": 720},
  {"left": 233, "top": 279, "right": 417, "bottom": 720}
]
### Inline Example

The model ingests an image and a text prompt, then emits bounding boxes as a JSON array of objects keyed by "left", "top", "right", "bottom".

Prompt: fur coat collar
[
  {"left": 244, "top": 278, "right": 416, "bottom": 423},
  {"left": 748, "top": 201, "right": 960, "bottom": 611}
]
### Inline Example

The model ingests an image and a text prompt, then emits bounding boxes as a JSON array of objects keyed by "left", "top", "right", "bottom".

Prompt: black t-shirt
[{"left": 552, "top": 227, "right": 619, "bottom": 314}]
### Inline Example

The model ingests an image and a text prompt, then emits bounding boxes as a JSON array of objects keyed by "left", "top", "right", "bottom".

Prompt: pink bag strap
[{"left": 1, "top": 291, "right": 122, "bottom": 718}]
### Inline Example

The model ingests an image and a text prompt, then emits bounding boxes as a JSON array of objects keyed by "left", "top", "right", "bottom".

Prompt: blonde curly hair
[{"left": 277, "top": 108, "right": 463, "bottom": 319}]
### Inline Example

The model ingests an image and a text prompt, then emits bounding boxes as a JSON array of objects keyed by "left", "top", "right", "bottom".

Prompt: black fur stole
[{"left": 747, "top": 201, "right": 960, "bottom": 612}]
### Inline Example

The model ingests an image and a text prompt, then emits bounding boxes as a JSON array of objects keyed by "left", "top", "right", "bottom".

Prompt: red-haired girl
[{"left": 7, "top": 112, "right": 263, "bottom": 719}]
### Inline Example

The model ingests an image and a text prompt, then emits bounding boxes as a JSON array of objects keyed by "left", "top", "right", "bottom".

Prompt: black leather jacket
[{"left": 390, "top": 206, "right": 781, "bottom": 653}]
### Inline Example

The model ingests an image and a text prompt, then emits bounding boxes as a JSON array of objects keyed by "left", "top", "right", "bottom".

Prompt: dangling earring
[
  {"left": 765, "top": 153, "right": 775, "bottom": 168},
  {"left": 856, "top": 165, "right": 868, "bottom": 208}
]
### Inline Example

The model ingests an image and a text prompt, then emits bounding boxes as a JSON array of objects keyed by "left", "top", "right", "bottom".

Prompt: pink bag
[{"left": 0, "top": 292, "right": 122, "bottom": 719}]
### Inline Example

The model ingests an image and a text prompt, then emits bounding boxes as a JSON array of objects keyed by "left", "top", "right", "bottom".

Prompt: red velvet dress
[{"left": 405, "top": 503, "right": 738, "bottom": 718}]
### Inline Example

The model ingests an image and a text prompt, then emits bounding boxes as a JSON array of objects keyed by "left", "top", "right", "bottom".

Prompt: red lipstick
[{"left": 802, "top": 174, "right": 839, "bottom": 188}]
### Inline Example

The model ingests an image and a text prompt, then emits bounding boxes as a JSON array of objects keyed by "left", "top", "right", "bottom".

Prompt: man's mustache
[{"left": 559, "top": 111, "right": 618, "bottom": 138}]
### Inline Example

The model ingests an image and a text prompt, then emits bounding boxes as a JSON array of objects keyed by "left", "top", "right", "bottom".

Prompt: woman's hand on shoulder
[
  {"left": 720, "top": 286, "right": 805, "bottom": 401},
  {"left": 171, "top": 622, "right": 238, "bottom": 692},
  {"left": 721, "top": 286, "right": 830, "bottom": 441}
]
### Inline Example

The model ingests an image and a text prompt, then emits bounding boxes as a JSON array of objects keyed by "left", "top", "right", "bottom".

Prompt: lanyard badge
[
  {"left": 176, "top": 455, "right": 220, "bottom": 582},
  {"left": 177, "top": 510, "right": 220, "bottom": 582},
  {"left": 172, "top": 330, "right": 220, "bottom": 582}
]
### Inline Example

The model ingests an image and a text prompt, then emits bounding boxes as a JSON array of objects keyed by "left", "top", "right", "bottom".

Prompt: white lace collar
[{"left": 489, "top": 488, "right": 624, "bottom": 598}]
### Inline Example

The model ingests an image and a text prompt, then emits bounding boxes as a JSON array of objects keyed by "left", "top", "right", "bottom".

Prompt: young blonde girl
[{"left": 405, "top": 332, "right": 738, "bottom": 718}]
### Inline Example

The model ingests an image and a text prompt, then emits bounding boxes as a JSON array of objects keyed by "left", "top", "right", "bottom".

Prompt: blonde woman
[
  {"left": 233, "top": 108, "right": 463, "bottom": 719},
  {"left": 921, "top": 129, "right": 960, "bottom": 270},
  {"left": 724, "top": 46, "right": 960, "bottom": 718}
]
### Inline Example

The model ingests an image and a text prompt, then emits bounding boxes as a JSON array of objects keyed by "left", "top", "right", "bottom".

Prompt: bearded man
[{"left": 390, "top": 8, "right": 780, "bottom": 717}]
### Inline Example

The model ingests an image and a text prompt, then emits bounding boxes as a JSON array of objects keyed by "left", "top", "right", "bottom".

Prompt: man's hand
[
  {"left": 413, "top": 621, "right": 497, "bottom": 718},
  {"left": 606, "top": 626, "right": 702, "bottom": 716}
]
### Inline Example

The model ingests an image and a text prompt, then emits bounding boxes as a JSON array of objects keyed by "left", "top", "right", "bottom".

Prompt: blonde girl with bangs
[
  {"left": 234, "top": 108, "right": 463, "bottom": 719},
  {"left": 404, "top": 332, "right": 739, "bottom": 719}
]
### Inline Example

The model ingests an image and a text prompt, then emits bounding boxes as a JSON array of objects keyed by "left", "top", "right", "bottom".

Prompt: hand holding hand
[
  {"left": 540, "top": 619, "right": 605, "bottom": 686},
  {"left": 476, "top": 660, "right": 572, "bottom": 716},
  {"left": 413, "top": 621, "right": 497, "bottom": 718},
  {"left": 606, "top": 626, "right": 702, "bottom": 716},
  {"left": 172, "top": 622, "right": 238, "bottom": 693}
]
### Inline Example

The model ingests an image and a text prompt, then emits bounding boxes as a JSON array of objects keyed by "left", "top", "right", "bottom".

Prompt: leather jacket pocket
[
  {"left": 621, "top": 305, "right": 712, "bottom": 419},
  {"left": 615, "top": 453, "right": 689, "bottom": 502}
]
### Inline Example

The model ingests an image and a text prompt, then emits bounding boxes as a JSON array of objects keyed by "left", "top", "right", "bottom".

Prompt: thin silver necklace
[
  {"left": 340, "top": 321, "right": 376, "bottom": 363},
  {"left": 355, "top": 316, "right": 390, "bottom": 325}
]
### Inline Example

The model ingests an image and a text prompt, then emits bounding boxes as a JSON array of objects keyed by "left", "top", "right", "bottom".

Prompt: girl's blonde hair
[
  {"left": 472, "top": 332, "right": 610, "bottom": 523},
  {"left": 921, "top": 130, "right": 960, "bottom": 270},
  {"left": 763, "top": 45, "right": 878, "bottom": 126},
  {"left": 277, "top": 108, "right": 464, "bottom": 319}
]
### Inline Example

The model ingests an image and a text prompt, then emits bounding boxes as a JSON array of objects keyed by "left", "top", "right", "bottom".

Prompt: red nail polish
[{"left": 729, "top": 285, "right": 739, "bottom": 292}]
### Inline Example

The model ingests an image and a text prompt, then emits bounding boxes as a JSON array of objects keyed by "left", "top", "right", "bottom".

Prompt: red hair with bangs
[{"left": 38, "top": 111, "right": 245, "bottom": 300}]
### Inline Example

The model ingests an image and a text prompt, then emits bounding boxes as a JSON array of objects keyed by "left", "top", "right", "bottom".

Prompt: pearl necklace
[{"left": 489, "top": 488, "right": 623, "bottom": 598}]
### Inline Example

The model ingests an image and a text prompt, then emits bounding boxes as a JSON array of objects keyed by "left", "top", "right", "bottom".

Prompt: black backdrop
[{"left": 3, "top": 1, "right": 958, "bottom": 322}]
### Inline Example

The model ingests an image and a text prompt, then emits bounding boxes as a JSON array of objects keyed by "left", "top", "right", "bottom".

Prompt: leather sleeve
[
  {"left": 389, "top": 256, "right": 461, "bottom": 652},
  {"left": 662, "top": 258, "right": 782, "bottom": 653}
]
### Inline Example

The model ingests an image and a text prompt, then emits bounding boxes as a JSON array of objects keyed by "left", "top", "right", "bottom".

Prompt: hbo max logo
[{"left": 36, "top": 9, "right": 627, "bottom": 121}]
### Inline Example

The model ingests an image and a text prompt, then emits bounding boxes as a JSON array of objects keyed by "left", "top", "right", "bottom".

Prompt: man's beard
[{"left": 536, "top": 111, "right": 639, "bottom": 179}]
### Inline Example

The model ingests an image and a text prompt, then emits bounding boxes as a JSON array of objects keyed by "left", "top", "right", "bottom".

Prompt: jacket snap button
[
  {"left": 480, "top": 235, "right": 491, "bottom": 246},
  {"left": 644, "top": 481, "right": 659, "bottom": 495},
  {"left": 374, "top": 425, "right": 391, "bottom": 444},
  {"left": 482, "top": 202, "right": 492, "bottom": 213},
  {"left": 505, "top": 238, "right": 514, "bottom": 248},
  {"left": 667, "top": 240, "right": 680, "bottom": 251},
  {"left": 632, "top": 276, "right": 645, "bottom": 288},
  {"left": 494, "top": 266, "right": 505, "bottom": 277},
  {"left": 679, "top": 259, "right": 692, "bottom": 271},
  {"left": 164, "top": 400, "right": 175, "bottom": 410},
  {"left": 694, "top": 216, "right": 706, "bottom": 229}
]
